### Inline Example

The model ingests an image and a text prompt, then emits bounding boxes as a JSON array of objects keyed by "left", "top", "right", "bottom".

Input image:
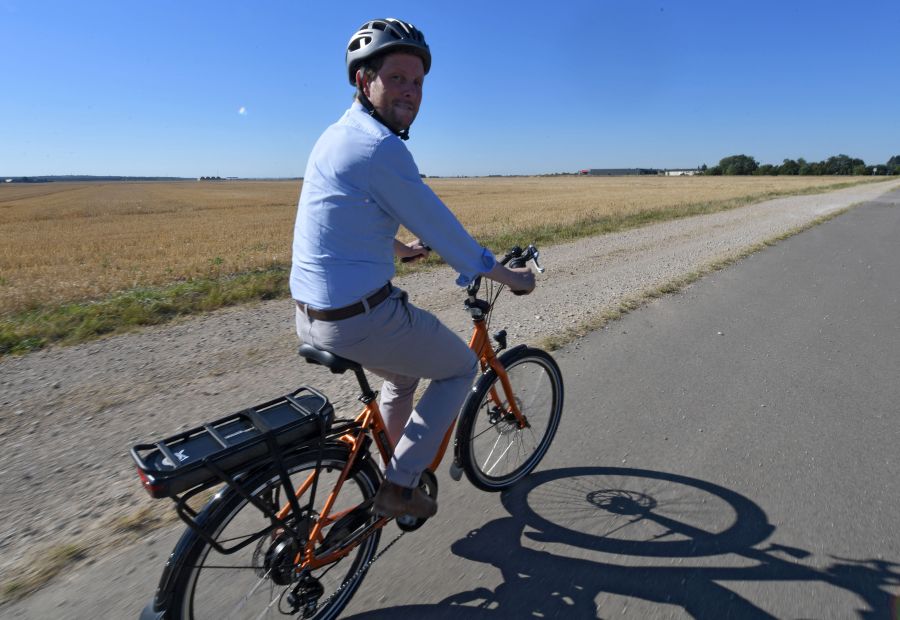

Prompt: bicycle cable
[{"left": 486, "top": 280, "right": 504, "bottom": 335}]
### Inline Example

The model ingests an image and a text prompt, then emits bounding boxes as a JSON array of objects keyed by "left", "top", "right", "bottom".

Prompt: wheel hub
[
  {"left": 262, "top": 533, "right": 299, "bottom": 586},
  {"left": 488, "top": 405, "right": 521, "bottom": 432},
  {"left": 253, "top": 516, "right": 314, "bottom": 586}
]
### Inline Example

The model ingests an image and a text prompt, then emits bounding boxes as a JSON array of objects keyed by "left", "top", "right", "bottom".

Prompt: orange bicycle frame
[{"left": 290, "top": 300, "right": 527, "bottom": 569}]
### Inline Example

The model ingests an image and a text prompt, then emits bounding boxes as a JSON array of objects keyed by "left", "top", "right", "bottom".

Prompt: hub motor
[
  {"left": 259, "top": 532, "right": 299, "bottom": 586},
  {"left": 253, "top": 516, "right": 314, "bottom": 586}
]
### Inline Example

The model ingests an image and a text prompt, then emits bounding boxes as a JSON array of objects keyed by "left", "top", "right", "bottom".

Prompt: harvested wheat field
[{"left": 0, "top": 176, "right": 884, "bottom": 315}]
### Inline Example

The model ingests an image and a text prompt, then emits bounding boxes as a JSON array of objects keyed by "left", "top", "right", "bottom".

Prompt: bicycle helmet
[{"left": 346, "top": 18, "right": 431, "bottom": 86}]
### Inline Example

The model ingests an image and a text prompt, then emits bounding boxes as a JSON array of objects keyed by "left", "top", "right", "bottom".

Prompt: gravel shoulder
[{"left": 1, "top": 179, "right": 898, "bottom": 599}]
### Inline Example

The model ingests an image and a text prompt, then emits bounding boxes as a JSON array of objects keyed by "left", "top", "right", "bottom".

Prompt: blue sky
[{"left": 2, "top": 0, "right": 898, "bottom": 177}]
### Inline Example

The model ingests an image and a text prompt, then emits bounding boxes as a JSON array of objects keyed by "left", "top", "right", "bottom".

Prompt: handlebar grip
[{"left": 509, "top": 247, "right": 537, "bottom": 294}]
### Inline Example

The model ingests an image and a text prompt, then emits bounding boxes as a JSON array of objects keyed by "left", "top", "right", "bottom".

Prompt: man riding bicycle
[{"left": 290, "top": 17, "right": 534, "bottom": 520}]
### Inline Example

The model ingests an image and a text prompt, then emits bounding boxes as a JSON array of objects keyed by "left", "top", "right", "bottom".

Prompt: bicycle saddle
[{"left": 298, "top": 344, "right": 363, "bottom": 375}]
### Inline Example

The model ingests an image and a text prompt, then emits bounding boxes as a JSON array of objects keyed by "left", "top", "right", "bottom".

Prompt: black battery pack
[{"left": 131, "top": 387, "right": 333, "bottom": 498}]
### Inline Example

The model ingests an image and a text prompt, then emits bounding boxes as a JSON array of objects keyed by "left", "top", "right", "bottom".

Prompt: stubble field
[{"left": 0, "top": 175, "right": 885, "bottom": 317}]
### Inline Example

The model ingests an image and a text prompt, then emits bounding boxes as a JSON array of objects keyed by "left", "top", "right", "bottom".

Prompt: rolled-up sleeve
[{"left": 369, "top": 137, "right": 495, "bottom": 285}]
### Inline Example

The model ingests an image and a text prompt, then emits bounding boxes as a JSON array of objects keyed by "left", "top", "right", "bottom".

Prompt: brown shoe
[{"left": 373, "top": 480, "right": 437, "bottom": 520}]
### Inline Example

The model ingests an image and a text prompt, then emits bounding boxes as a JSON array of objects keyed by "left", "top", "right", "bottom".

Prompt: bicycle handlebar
[
  {"left": 466, "top": 243, "right": 544, "bottom": 302},
  {"left": 504, "top": 244, "right": 544, "bottom": 273},
  {"left": 400, "top": 243, "right": 544, "bottom": 303}
]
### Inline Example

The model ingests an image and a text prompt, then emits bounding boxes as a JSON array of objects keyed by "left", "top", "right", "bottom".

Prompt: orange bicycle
[{"left": 132, "top": 244, "right": 564, "bottom": 619}]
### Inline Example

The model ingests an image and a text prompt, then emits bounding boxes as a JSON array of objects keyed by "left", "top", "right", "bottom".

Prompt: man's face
[{"left": 360, "top": 52, "right": 425, "bottom": 133}]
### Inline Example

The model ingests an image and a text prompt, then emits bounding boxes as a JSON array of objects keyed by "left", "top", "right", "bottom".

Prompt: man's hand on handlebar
[
  {"left": 395, "top": 239, "right": 431, "bottom": 263},
  {"left": 508, "top": 266, "right": 536, "bottom": 295},
  {"left": 400, "top": 241, "right": 540, "bottom": 295},
  {"left": 485, "top": 263, "right": 536, "bottom": 295}
]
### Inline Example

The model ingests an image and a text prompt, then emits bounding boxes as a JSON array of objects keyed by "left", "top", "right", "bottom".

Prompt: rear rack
[{"left": 131, "top": 386, "right": 335, "bottom": 499}]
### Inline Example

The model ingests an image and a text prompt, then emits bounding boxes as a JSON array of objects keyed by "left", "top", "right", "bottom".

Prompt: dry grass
[
  {"left": 0, "top": 176, "right": 885, "bottom": 316},
  {"left": 423, "top": 175, "right": 880, "bottom": 238},
  {"left": 0, "top": 542, "right": 88, "bottom": 603},
  {"left": 0, "top": 490, "right": 218, "bottom": 603},
  {"left": 0, "top": 181, "right": 299, "bottom": 315}
]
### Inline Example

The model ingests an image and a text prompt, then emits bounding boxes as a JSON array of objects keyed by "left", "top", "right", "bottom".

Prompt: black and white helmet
[{"left": 345, "top": 18, "right": 431, "bottom": 86}]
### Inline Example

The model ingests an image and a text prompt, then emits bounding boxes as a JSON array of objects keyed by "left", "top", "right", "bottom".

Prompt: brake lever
[{"left": 529, "top": 246, "right": 545, "bottom": 274}]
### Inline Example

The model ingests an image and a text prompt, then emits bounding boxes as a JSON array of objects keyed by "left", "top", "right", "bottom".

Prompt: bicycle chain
[{"left": 305, "top": 528, "right": 406, "bottom": 617}]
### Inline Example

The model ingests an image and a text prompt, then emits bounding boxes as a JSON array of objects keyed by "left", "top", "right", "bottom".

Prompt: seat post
[{"left": 354, "top": 367, "right": 376, "bottom": 403}]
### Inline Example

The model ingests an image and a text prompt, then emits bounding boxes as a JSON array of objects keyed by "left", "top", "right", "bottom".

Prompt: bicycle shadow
[{"left": 345, "top": 467, "right": 900, "bottom": 619}]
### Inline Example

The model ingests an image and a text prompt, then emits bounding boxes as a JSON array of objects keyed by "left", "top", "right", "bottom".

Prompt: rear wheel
[
  {"left": 166, "top": 446, "right": 381, "bottom": 619},
  {"left": 456, "top": 347, "right": 564, "bottom": 491}
]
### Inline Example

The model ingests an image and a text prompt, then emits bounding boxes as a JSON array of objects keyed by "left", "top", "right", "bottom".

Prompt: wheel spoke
[
  {"left": 249, "top": 585, "right": 283, "bottom": 620},
  {"left": 221, "top": 567, "right": 275, "bottom": 620},
  {"left": 481, "top": 427, "right": 506, "bottom": 472},
  {"left": 484, "top": 430, "right": 516, "bottom": 475}
]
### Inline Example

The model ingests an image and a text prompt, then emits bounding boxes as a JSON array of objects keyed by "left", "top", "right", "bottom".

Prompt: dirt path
[{"left": 1, "top": 179, "right": 898, "bottom": 598}]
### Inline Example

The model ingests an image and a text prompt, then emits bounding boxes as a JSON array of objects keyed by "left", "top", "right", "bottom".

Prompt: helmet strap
[{"left": 357, "top": 91, "right": 410, "bottom": 141}]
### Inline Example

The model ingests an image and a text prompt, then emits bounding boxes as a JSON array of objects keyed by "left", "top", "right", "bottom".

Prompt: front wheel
[{"left": 456, "top": 346, "right": 564, "bottom": 491}]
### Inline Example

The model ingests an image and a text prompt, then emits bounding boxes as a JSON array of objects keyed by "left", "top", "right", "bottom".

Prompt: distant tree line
[
  {"left": 703, "top": 154, "right": 900, "bottom": 176},
  {"left": 5, "top": 176, "right": 51, "bottom": 183},
  {"left": 2, "top": 175, "right": 189, "bottom": 182}
]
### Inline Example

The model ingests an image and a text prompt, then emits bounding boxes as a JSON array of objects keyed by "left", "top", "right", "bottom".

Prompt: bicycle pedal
[
  {"left": 396, "top": 511, "right": 433, "bottom": 532},
  {"left": 395, "top": 470, "right": 438, "bottom": 532}
]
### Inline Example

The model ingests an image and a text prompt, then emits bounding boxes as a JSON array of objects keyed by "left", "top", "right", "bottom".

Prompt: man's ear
[{"left": 356, "top": 69, "right": 370, "bottom": 97}]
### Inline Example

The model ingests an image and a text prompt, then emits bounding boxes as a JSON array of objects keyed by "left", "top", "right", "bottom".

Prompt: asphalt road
[
  {"left": 341, "top": 190, "right": 900, "bottom": 619},
  {"left": 6, "top": 191, "right": 899, "bottom": 618}
]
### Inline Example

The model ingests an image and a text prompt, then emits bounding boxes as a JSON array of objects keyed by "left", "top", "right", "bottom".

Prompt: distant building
[
  {"left": 4, "top": 179, "right": 11, "bottom": 183},
  {"left": 587, "top": 168, "right": 659, "bottom": 176},
  {"left": 664, "top": 169, "right": 700, "bottom": 176}
]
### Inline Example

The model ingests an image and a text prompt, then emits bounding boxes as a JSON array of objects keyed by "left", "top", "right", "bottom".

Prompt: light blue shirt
[{"left": 290, "top": 102, "right": 496, "bottom": 309}]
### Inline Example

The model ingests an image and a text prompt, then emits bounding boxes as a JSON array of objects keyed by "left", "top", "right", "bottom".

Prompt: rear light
[{"left": 136, "top": 466, "right": 166, "bottom": 498}]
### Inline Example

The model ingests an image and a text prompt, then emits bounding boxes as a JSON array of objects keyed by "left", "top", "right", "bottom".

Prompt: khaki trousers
[{"left": 295, "top": 285, "right": 478, "bottom": 487}]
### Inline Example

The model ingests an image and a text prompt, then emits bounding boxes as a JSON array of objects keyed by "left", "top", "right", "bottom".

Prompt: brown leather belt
[{"left": 297, "top": 282, "right": 392, "bottom": 321}]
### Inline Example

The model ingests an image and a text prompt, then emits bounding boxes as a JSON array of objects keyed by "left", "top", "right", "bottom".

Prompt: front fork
[{"left": 476, "top": 323, "right": 528, "bottom": 430}]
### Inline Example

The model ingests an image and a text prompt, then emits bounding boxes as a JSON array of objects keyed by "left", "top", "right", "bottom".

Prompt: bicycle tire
[
  {"left": 164, "top": 445, "right": 381, "bottom": 620},
  {"left": 456, "top": 346, "right": 564, "bottom": 492}
]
